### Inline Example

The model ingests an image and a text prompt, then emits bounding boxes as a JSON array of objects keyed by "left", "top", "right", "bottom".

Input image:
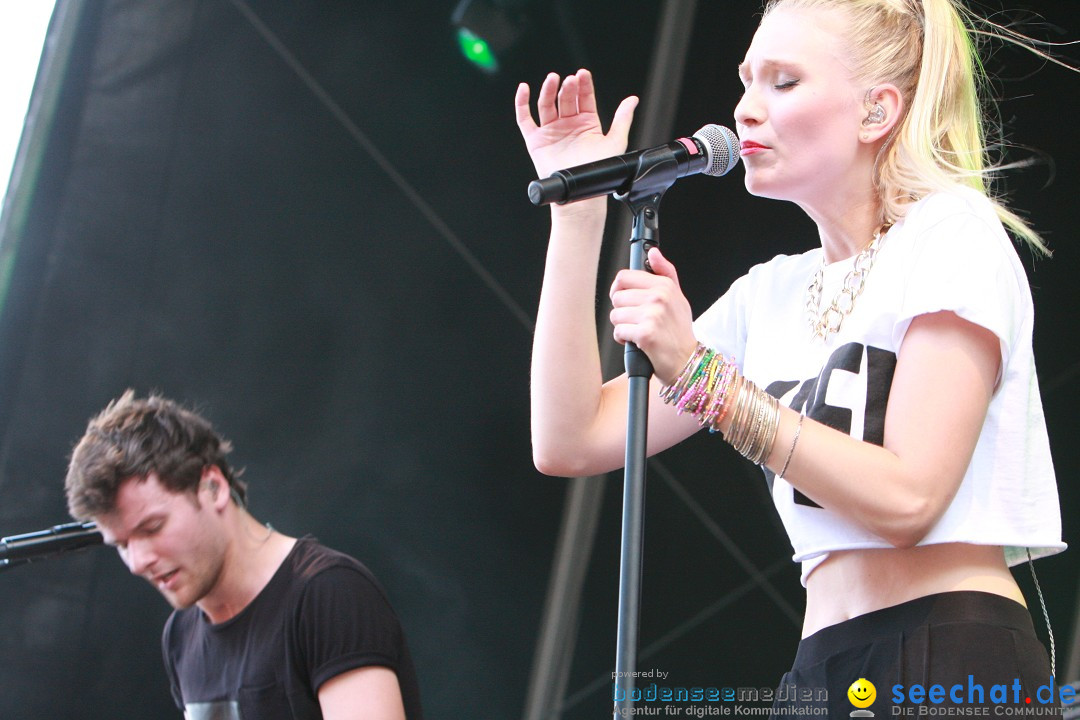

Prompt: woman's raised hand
[
  {"left": 515, "top": 69, "right": 638, "bottom": 181},
  {"left": 521, "top": 71, "right": 702, "bottom": 476}
]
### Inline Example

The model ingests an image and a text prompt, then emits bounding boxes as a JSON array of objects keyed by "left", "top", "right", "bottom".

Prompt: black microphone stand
[
  {"left": 611, "top": 145, "right": 684, "bottom": 718},
  {"left": 0, "top": 521, "right": 104, "bottom": 572}
]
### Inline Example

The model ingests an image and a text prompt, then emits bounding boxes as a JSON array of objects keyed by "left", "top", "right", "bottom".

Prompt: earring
[{"left": 863, "top": 104, "right": 886, "bottom": 126}]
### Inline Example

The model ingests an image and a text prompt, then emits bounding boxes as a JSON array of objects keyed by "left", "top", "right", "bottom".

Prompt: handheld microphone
[
  {"left": 528, "top": 124, "right": 739, "bottom": 206},
  {"left": 0, "top": 521, "right": 103, "bottom": 567}
]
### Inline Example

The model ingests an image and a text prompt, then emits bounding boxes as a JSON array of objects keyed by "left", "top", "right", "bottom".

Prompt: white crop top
[{"left": 693, "top": 188, "right": 1065, "bottom": 585}]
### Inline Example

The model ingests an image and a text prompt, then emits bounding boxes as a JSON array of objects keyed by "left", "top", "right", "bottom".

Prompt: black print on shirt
[{"left": 762, "top": 342, "right": 897, "bottom": 508}]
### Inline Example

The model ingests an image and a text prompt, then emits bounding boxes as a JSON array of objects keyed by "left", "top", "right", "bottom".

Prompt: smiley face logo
[{"left": 848, "top": 678, "right": 876, "bottom": 708}]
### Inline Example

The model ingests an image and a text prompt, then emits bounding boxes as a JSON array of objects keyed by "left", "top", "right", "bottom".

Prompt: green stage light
[
  {"left": 451, "top": 0, "right": 524, "bottom": 75},
  {"left": 456, "top": 27, "right": 498, "bottom": 73}
]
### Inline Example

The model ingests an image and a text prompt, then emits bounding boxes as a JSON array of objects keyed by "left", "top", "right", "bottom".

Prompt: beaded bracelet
[
  {"left": 661, "top": 344, "right": 734, "bottom": 431},
  {"left": 659, "top": 343, "right": 782, "bottom": 465}
]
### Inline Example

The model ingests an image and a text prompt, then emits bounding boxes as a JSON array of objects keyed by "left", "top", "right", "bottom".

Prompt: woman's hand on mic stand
[{"left": 609, "top": 246, "right": 699, "bottom": 385}]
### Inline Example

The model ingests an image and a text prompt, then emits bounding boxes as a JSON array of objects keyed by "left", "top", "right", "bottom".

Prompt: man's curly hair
[{"left": 66, "top": 390, "right": 246, "bottom": 520}]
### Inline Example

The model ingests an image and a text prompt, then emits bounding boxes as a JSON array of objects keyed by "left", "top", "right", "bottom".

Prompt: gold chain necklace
[{"left": 806, "top": 225, "right": 888, "bottom": 341}]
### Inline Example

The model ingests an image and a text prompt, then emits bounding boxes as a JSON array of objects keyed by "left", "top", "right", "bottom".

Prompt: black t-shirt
[{"left": 162, "top": 537, "right": 423, "bottom": 719}]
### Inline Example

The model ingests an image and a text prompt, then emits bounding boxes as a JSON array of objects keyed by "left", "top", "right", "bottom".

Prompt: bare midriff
[{"left": 802, "top": 542, "right": 1026, "bottom": 638}]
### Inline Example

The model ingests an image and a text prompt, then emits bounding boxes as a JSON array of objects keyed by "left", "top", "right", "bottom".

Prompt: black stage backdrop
[{"left": 0, "top": 1, "right": 1075, "bottom": 718}]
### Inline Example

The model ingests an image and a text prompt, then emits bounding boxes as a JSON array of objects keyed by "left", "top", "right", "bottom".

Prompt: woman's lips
[{"left": 740, "top": 141, "right": 769, "bottom": 156}]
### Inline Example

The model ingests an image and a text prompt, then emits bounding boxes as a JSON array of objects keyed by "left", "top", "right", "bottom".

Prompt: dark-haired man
[{"left": 66, "top": 391, "right": 422, "bottom": 720}]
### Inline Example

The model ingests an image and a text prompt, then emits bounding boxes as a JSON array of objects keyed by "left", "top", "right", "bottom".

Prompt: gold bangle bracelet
[{"left": 777, "top": 414, "right": 803, "bottom": 478}]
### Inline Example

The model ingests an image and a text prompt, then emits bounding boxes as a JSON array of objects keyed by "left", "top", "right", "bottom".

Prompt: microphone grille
[{"left": 693, "top": 125, "right": 740, "bottom": 177}]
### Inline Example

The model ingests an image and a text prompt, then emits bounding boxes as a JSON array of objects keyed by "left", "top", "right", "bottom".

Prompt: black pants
[{"left": 770, "top": 591, "right": 1062, "bottom": 718}]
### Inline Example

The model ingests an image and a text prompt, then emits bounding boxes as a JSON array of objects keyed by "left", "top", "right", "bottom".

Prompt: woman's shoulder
[
  {"left": 695, "top": 248, "right": 820, "bottom": 336},
  {"left": 746, "top": 247, "right": 821, "bottom": 283},
  {"left": 883, "top": 187, "right": 1032, "bottom": 324},
  {"left": 890, "top": 187, "right": 1020, "bottom": 270},
  {"left": 902, "top": 186, "right": 1004, "bottom": 235},
  {"left": 721, "top": 249, "right": 820, "bottom": 312}
]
